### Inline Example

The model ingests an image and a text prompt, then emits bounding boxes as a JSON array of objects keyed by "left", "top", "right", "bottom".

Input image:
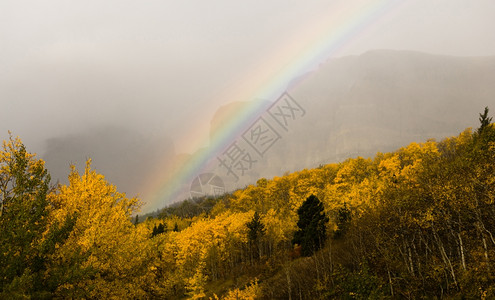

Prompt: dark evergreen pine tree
[
  {"left": 246, "top": 212, "right": 266, "bottom": 242},
  {"left": 292, "top": 195, "right": 329, "bottom": 257},
  {"left": 246, "top": 212, "right": 266, "bottom": 260},
  {"left": 478, "top": 106, "right": 492, "bottom": 134},
  {"left": 157, "top": 222, "right": 166, "bottom": 235},
  {"left": 333, "top": 203, "right": 351, "bottom": 239},
  {"left": 152, "top": 223, "right": 166, "bottom": 237}
]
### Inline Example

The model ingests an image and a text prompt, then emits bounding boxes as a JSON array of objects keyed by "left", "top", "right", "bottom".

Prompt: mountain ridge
[{"left": 205, "top": 50, "right": 495, "bottom": 192}]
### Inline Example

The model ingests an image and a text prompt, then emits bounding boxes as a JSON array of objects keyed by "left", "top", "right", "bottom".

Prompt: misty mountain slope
[
  {"left": 288, "top": 50, "right": 495, "bottom": 160},
  {"left": 41, "top": 50, "right": 495, "bottom": 209},
  {"left": 42, "top": 125, "right": 175, "bottom": 199},
  {"left": 208, "top": 50, "right": 495, "bottom": 190}
]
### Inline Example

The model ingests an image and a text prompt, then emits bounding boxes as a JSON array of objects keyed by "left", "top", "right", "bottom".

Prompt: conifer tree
[
  {"left": 152, "top": 222, "right": 166, "bottom": 237},
  {"left": 292, "top": 195, "right": 329, "bottom": 257},
  {"left": 157, "top": 222, "right": 166, "bottom": 234},
  {"left": 246, "top": 211, "right": 266, "bottom": 260},
  {"left": 334, "top": 203, "right": 351, "bottom": 239},
  {"left": 247, "top": 211, "right": 265, "bottom": 242},
  {"left": 478, "top": 106, "right": 492, "bottom": 134}
]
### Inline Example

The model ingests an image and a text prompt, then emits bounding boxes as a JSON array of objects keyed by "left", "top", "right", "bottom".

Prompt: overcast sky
[{"left": 1, "top": 0, "right": 495, "bottom": 155}]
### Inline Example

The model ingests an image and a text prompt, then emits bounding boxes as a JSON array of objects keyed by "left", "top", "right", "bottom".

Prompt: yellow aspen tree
[{"left": 47, "top": 160, "right": 146, "bottom": 299}]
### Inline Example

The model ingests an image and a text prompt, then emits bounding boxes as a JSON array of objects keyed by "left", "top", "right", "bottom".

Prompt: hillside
[
  {"left": 2, "top": 109, "right": 494, "bottom": 298},
  {"left": 155, "top": 115, "right": 495, "bottom": 298},
  {"left": 206, "top": 50, "right": 495, "bottom": 191},
  {"left": 38, "top": 50, "right": 495, "bottom": 210}
]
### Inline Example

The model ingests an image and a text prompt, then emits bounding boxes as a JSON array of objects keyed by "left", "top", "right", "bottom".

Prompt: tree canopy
[{"left": 1, "top": 107, "right": 494, "bottom": 298}]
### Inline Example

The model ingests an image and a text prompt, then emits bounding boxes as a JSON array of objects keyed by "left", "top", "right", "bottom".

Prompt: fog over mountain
[
  {"left": 2, "top": 1, "right": 495, "bottom": 212},
  {"left": 42, "top": 126, "right": 175, "bottom": 201},
  {"left": 33, "top": 50, "right": 495, "bottom": 211},
  {"left": 200, "top": 50, "right": 495, "bottom": 198},
  {"left": 289, "top": 50, "right": 495, "bottom": 162}
]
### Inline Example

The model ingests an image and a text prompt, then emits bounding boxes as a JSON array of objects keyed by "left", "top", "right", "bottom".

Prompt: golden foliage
[
  {"left": 3, "top": 119, "right": 495, "bottom": 299},
  {"left": 47, "top": 160, "right": 148, "bottom": 298},
  {"left": 222, "top": 279, "right": 262, "bottom": 300}
]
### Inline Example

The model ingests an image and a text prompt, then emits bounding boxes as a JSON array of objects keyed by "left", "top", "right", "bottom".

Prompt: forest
[{"left": 1, "top": 108, "right": 495, "bottom": 299}]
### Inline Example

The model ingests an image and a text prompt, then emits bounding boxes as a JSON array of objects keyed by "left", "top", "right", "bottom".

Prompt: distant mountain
[
  {"left": 42, "top": 125, "right": 175, "bottom": 199},
  {"left": 207, "top": 50, "right": 495, "bottom": 190},
  {"left": 42, "top": 50, "right": 495, "bottom": 210}
]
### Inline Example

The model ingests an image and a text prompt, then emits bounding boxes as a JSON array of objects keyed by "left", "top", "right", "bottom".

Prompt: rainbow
[{"left": 142, "top": 0, "right": 406, "bottom": 212}]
